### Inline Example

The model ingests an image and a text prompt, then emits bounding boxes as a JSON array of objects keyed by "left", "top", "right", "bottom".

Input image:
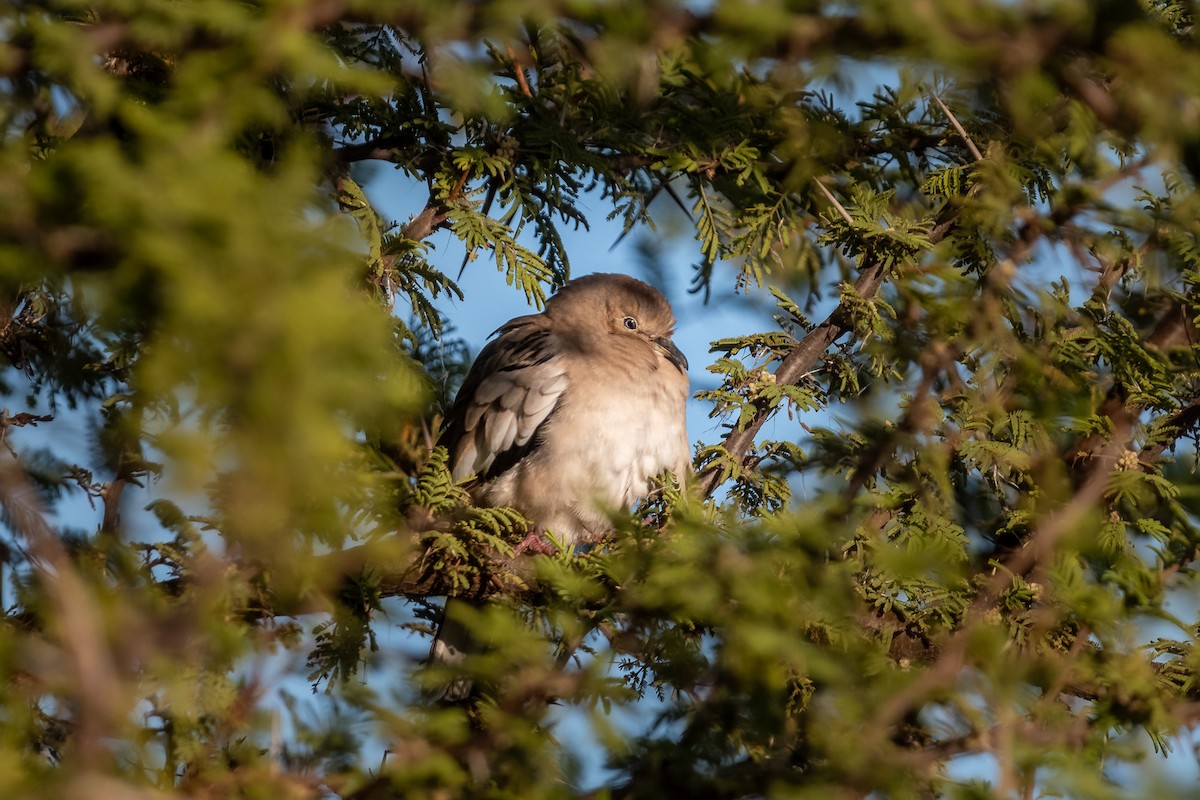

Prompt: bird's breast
[{"left": 549, "top": 374, "right": 688, "bottom": 506}]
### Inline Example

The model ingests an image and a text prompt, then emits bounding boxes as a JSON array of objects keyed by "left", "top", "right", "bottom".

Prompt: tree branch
[
  {"left": 0, "top": 445, "right": 121, "bottom": 770},
  {"left": 697, "top": 212, "right": 958, "bottom": 496}
]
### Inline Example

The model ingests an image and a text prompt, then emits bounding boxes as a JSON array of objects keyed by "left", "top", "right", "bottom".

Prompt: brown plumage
[{"left": 429, "top": 272, "right": 690, "bottom": 700}]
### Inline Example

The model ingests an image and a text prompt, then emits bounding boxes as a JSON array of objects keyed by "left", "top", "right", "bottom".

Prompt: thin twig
[
  {"left": 932, "top": 94, "right": 983, "bottom": 162},
  {"left": 813, "top": 178, "right": 854, "bottom": 225},
  {"left": 399, "top": 166, "right": 474, "bottom": 243},
  {"left": 867, "top": 442, "right": 1118, "bottom": 735},
  {"left": 506, "top": 45, "right": 533, "bottom": 98},
  {"left": 0, "top": 447, "right": 121, "bottom": 769},
  {"left": 697, "top": 209, "right": 958, "bottom": 496}
]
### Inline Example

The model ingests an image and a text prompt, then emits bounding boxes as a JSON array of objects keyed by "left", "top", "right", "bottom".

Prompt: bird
[{"left": 428, "top": 272, "right": 690, "bottom": 701}]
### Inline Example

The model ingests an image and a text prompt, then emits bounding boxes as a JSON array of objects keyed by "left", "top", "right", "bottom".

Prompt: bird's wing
[{"left": 439, "top": 315, "right": 569, "bottom": 482}]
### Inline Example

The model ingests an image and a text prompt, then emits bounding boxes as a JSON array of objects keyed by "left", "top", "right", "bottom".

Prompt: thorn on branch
[
  {"left": 813, "top": 178, "right": 854, "bottom": 225},
  {"left": 932, "top": 94, "right": 983, "bottom": 162},
  {"left": 506, "top": 45, "right": 533, "bottom": 98}
]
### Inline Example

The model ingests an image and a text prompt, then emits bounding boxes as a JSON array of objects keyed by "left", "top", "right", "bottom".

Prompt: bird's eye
[{"left": 623, "top": 316, "right": 638, "bottom": 330}]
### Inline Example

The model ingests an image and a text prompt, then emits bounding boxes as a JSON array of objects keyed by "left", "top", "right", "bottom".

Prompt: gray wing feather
[
  {"left": 439, "top": 317, "right": 568, "bottom": 482},
  {"left": 429, "top": 319, "right": 569, "bottom": 702}
]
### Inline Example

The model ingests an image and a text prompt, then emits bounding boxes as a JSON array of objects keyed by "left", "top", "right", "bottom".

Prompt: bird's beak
[{"left": 654, "top": 336, "right": 688, "bottom": 372}]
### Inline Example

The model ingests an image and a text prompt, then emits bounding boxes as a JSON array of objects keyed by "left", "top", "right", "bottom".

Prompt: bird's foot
[{"left": 513, "top": 531, "right": 559, "bottom": 556}]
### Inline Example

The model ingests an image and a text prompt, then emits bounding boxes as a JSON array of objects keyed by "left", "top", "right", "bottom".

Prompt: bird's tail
[{"left": 428, "top": 597, "right": 476, "bottom": 702}]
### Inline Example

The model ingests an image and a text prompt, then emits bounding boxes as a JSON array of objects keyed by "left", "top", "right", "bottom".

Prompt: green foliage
[{"left": 4, "top": 1, "right": 1200, "bottom": 799}]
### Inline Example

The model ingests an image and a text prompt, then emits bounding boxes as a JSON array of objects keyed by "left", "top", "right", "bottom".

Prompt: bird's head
[{"left": 545, "top": 273, "right": 688, "bottom": 373}]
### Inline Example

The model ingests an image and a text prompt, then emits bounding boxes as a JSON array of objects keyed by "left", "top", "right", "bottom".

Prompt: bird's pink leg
[{"left": 513, "top": 531, "right": 560, "bottom": 556}]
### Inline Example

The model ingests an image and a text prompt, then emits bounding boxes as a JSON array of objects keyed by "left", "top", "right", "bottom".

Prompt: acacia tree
[{"left": 3, "top": 0, "right": 1200, "bottom": 797}]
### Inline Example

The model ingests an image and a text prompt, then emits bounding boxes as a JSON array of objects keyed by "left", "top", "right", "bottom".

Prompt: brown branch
[
  {"left": 1073, "top": 298, "right": 1193, "bottom": 468},
  {"left": 697, "top": 212, "right": 958, "bottom": 496},
  {"left": 931, "top": 94, "right": 983, "bottom": 162},
  {"left": 908, "top": 715, "right": 1093, "bottom": 765},
  {"left": 867, "top": 439, "right": 1119, "bottom": 736},
  {"left": 334, "top": 137, "right": 411, "bottom": 163},
  {"left": 869, "top": 297, "right": 1200, "bottom": 719},
  {"left": 99, "top": 478, "right": 125, "bottom": 534},
  {"left": 1143, "top": 397, "right": 1200, "bottom": 461},
  {"left": 695, "top": 272, "right": 876, "bottom": 497},
  {"left": 0, "top": 411, "right": 54, "bottom": 429},
  {"left": 506, "top": 45, "right": 533, "bottom": 98},
  {"left": 860, "top": 294, "right": 1197, "bottom": 737},
  {"left": 150, "top": 524, "right": 538, "bottom": 623},
  {"left": 399, "top": 204, "right": 448, "bottom": 243},
  {"left": 0, "top": 445, "right": 121, "bottom": 770},
  {"left": 396, "top": 167, "right": 473, "bottom": 244}
]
